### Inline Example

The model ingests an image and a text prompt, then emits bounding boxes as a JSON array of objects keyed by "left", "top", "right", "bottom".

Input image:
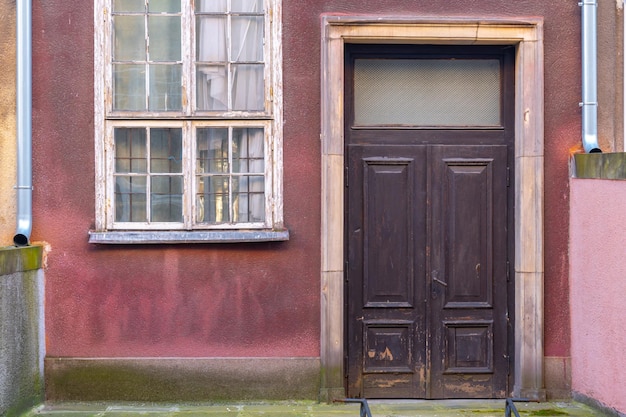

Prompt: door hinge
[
  {"left": 345, "top": 166, "right": 349, "bottom": 187},
  {"left": 506, "top": 166, "right": 511, "bottom": 187}
]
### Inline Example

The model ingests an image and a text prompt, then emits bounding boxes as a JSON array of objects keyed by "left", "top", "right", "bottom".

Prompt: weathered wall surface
[
  {"left": 597, "top": 1, "right": 623, "bottom": 153},
  {"left": 0, "top": 246, "right": 44, "bottom": 417},
  {"left": 0, "top": 0, "right": 16, "bottom": 246},
  {"left": 34, "top": 0, "right": 585, "bottom": 400},
  {"left": 570, "top": 178, "right": 626, "bottom": 415}
]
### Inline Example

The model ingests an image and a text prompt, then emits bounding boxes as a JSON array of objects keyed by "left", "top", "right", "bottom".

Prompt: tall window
[{"left": 93, "top": 0, "right": 284, "bottom": 242}]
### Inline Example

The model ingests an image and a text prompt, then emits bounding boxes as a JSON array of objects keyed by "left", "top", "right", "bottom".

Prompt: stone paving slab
[{"left": 21, "top": 400, "right": 610, "bottom": 417}]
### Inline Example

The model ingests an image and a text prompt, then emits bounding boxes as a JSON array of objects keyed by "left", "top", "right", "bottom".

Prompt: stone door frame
[{"left": 320, "top": 15, "right": 545, "bottom": 401}]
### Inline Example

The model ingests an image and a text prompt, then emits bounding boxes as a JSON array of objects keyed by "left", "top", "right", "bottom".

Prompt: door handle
[{"left": 431, "top": 270, "right": 448, "bottom": 287}]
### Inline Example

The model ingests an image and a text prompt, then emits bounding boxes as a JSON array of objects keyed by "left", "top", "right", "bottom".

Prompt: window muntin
[
  {"left": 114, "top": 127, "right": 184, "bottom": 223},
  {"left": 106, "top": 120, "right": 271, "bottom": 230},
  {"left": 196, "top": 127, "right": 265, "bottom": 224},
  {"left": 112, "top": 2, "right": 183, "bottom": 112},
  {"left": 97, "top": 0, "right": 282, "bottom": 236}
]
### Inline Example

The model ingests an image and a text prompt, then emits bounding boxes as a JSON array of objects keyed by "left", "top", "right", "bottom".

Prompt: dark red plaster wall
[{"left": 33, "top": 0, "right": 576, "bottom": 358}]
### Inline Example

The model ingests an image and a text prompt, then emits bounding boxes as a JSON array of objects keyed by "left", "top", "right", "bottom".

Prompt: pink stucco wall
[
  {"left": 34, "top": 0, "right": 578, "bottom": 364},
  {"left": 570, "top": 178, "right": 626, "bottom": 414}
]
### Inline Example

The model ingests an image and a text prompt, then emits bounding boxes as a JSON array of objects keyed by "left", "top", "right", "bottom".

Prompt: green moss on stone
[
  {"left": 0, "top": 245, "right": 43, "bottom": 275},
  {"left": 47, "top": 358, "right": 321, "bottom": 402},
  {"left": 528, "top": 410, "right": 569, "bottom": 416}
]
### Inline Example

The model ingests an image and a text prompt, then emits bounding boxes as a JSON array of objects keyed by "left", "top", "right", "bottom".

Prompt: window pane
[
  {"left": 195, "top": 0, "right": 227, "bottom": 12},
  {"left": 150, "top": 128, "right": 182, "bottom": 173},
  {"left": 114, "top": 64, "right": 146, "bottom": 111},
  {"left": 197, "top": 176, "right": 230, "bottom": 223},
  {"left": 113, "top": 16, "right": 146, "bottom": 61},
  {"left": 149, "top": 64, "right": 182, "bottom": 111},
  {"left": 354, "top": 59, "right": 501, "bottom": 126},
  {"left": 115, "top": 128, "right": 147, "bottom": 173},
  {"left": 232, "top": 64, "right": 264, "bottom": 110},
  {"left": 196, "top": 65, "right": 228, "bottom": 110},
  {"left": 149, "top": 16, "right": 181, "bottom": 62},
  {"left": 233, "top": 176, "right": 265, "bottom": 222},
  {"left": 149, "top": 0, "right": 180, "bottom": 13},
  {"left": 151, "top": 176, "right": 183, "bottom": 222},
  {"left": 233, "top": 128, "right": 264, "bottom": 173},
  {"left": 232, "top": 0, "right": 263, "bottom": 12},
  {"left": 196, "top": 16, "right": 227, "bottom": 62},
  {"left": 113, "top": 0, "right": 145, "bottom": 12},
  {"left": 232, "top": 17, "right": 264, "bottom": 62},
  {"left": 115, "top": 176, "right": 147, "bottom": 222},
  {"left": 197, "top": 128, "right": 229, "bottom": 173}
]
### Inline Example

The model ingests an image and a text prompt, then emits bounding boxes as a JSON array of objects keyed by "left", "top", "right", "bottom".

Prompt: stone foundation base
[{"left": 45, "top": 357, "right": 320, "bottom": 402}]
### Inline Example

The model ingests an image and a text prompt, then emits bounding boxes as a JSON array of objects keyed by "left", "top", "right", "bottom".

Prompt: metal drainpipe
[
  {"left": 580, "top": 0, "right": 602, "bottom": 153},
  {"left": 14, "top": 0, "right": 32, "bottom": 246}
]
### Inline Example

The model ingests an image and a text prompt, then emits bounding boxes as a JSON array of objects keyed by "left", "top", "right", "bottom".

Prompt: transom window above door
[
  {"left": 348, "top": 45, "right": 510, "bottom": 129},
  {"left": 92, "top": 0, "right": 286, "bottom": 243}
]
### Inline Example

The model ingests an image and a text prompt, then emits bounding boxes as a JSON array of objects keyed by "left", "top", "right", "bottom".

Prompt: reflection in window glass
[
  {"left": 114, "top": 127, "right": 184, "bottom": 223},
  {"left": 196, "top": 127, "right": 265, "bottom": 224}
]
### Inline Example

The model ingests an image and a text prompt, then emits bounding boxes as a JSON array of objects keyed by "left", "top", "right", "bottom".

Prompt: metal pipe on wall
[
  {"left": 14, "top": 0, "right": 33, "bottom": 246},
  {"left": 580, "top": 0, "right": 602, "bottom": 153}
]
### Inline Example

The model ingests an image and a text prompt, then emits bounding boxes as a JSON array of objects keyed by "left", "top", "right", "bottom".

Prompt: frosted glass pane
[
  {"left": 354, "top": 59, "right": 501, "bottom": 126},
  {"left": 195, "top": 0, "right": 227, "bottom": 12},
  {"left": 113, "top": 64, "right": 146, "bottom": 111},
  {"left": 149, "top": 16, "right": 181, "bottom": 61},
  {"left": 149, "top": 64, "right": 182, "bottom": 111},
  {"left": 113, "top": 0, "right": 145, "bottom": 12},
  {"left": 149, "top": 0, "right": 180, "bottom": 13},
  {"left": 113, "top": 16, "right": 145, "bottom": 61}
]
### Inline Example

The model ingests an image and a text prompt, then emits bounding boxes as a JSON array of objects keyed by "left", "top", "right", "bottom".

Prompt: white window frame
[{"left": 91, "top": 0, "right": 286, "bottom": 244}]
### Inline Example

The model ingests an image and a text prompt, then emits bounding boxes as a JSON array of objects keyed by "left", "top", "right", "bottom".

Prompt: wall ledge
[
  {"left": 0, "top": 245, "right": 43, "bottom": 276},
  {"left": 572, "top": 152, "right": 626, "bottom": 179}
]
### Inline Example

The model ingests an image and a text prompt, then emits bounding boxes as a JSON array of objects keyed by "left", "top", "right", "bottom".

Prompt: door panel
[
  {"left": 345, "top": 44, "right": 513, "bottom": 399},
  {"left": 346, "top": 144, "right": 508, "bottom": 399},
  {"left": 429, "top": 145, "right": 508, "bottom": 399},
  {"left": 346, "top": 145, "right": 427, "bottom": 399},
  {"left": 363, "top": 158, "right": 415, "bottom": 308}
]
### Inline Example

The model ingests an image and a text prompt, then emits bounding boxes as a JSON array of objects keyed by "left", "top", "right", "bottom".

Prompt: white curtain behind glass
[
  {"left": 196, "top": 0, "right": 263, "bottom": 111},
  {"left": 196, "top": 0, "right": 265, "bottom": 223}
]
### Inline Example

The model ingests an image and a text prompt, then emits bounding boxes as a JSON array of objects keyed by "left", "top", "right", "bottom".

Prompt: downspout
[
  {"left": 14, "top": 0, "right": 32, "bottom": 246},
  {"left": 580, "top": 0, "right": 602, "bottom": 153}
]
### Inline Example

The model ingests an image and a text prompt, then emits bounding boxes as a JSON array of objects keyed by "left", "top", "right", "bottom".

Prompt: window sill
[{"left": 88, "top": 229, "right": 290, "bottom": 244}]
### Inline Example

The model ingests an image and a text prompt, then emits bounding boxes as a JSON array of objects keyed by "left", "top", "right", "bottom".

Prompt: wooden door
[{"left": 345, "top": 44, "right": 514, "bottom": 399}]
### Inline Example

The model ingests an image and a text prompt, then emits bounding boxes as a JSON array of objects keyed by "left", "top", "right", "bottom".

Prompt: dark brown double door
[{"left": 345, "top": 45, "right": 514, "bottom": 399}]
